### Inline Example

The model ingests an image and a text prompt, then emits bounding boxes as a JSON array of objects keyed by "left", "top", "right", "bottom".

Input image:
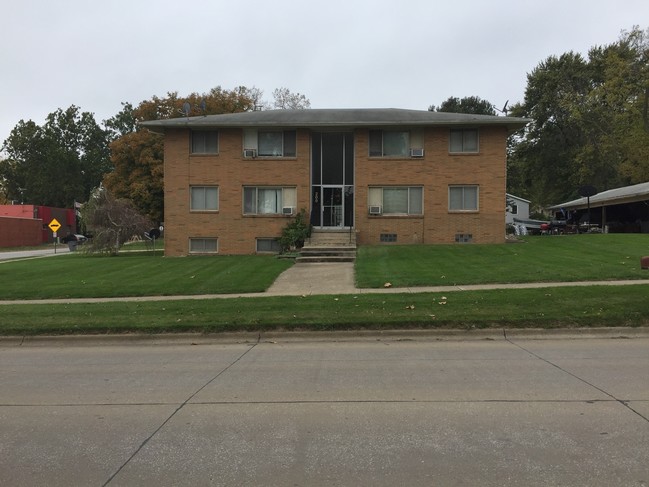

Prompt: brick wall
[
  {"left": 355, "top": 126, "right": 506, "bottom": 245},
  {"left": 164, "top": 128, "right": 311, "bottom": 256},
  {"left": 0, "top": 216, "right": 43, "bottom": 248},
  {"left": 163, "top": 125, "right": 508, "bottom": 256}
]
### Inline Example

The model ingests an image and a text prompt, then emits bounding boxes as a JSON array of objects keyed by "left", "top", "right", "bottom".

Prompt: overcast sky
[{"left": 1, "top": 0, "right": 647, "bottom": 146}]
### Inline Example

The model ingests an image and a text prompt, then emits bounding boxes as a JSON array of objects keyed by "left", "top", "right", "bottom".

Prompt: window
[
  {"left": 449, "top": 129, "right": 478, "bottom": 153},
  {"left": 380, "top": 233, "right": 398, "bottom": 242},
  {"left": 190, "top": 186, "right": 219, "bottom": 211},
  {"left": 368, "top": 187, "right": 423, "bottom": 215},
  {"left": 189, "top": 238, "right": 218, "bottom": 253},
  {"left": 449, "top": 185, "right": 479, "bottom": 211},
  {"left": 369, "top": 130, "right": 409, "bottom": 157},
  {"left": 257, "top": 130, "right": 296, "bottom": 157},
  {"left": 191, "top": 131, "right": 218, "bottom": 154},
  {"left": 256, "top": 238, "right": 281, "bottom": 253},
  {"left": 510, "top": 204, "right": 518, "bottom": 215},
  {"left": 243, "top": 187, "right": 297, "bottom": 214}
]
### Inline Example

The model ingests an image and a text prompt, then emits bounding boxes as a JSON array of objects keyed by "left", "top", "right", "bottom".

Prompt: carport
[{"left": 548, "top": 181, "right": 649, "bottom": 233}]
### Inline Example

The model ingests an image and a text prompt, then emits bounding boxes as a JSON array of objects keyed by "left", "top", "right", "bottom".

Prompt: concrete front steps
[{"left": 296, "top": 230, "right": 357, "bottom": 263}]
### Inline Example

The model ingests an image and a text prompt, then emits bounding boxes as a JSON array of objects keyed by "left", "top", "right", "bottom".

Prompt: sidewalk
[{"left": 1, "top": 261, "right": 649, "bottom": 305}]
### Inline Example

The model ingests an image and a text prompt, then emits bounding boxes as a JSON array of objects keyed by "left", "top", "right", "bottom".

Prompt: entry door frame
[
  {"left": 320, "top": 184, "right": 345, "bottom": 228},
  {"left": 311, "top": 132, "right": 355, "bottom": 229}
]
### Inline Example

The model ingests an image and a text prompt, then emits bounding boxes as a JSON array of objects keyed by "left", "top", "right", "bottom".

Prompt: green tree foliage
[
  {"left": 278, "top": 209, "right": 312, "bottom": 252},
  {"left": 0, "top": 106, "right": 110, "bottom": 207},
  {"left": 509, "top": 27, "right": 649, "bottom": 206},
  {"left": 430, "top": 96, "right": 496, "bottom": 115},
  {"left": 80, "top": 188, "right": 152, "bottom": 255}
]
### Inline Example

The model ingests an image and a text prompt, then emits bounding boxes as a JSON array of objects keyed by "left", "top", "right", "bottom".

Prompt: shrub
[{"left": 278, "top": 209, "right": 312, "bottom": 252}]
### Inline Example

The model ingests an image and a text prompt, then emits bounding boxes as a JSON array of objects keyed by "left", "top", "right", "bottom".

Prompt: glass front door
[
  {"left": 311, "top": 133, "right": 354, "bottom": 228},
  {"left": 322, "top": 186, "right": 343, "bottom": 227}
]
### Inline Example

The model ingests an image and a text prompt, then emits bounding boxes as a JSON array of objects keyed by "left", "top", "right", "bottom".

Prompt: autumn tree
[
  {"left": 102, "top": 86, "right": 260, "bottom": 222},
  {"left": 103, "top": 86, "right": 311, "bottom": 223},
  {"left": 0, "top": 106, "right": 110, "bottom": 207}
]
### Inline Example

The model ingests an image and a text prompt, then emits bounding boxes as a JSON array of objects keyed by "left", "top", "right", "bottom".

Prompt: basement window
[{"left": 380, "top": 233, "right": 398, "bottom": 243}]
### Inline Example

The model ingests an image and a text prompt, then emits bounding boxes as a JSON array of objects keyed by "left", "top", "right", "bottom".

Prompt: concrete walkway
[{"left": 266, "top": 262, "right": 356, "bottom": 295}]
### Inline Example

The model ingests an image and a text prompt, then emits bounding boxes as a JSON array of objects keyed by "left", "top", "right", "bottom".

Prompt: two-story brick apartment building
[{"left": 141, "top": 108, "right": 528, "bottom": 256}]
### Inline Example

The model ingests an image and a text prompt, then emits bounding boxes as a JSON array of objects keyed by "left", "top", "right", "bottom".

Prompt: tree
[
  {"left": 80, "top": 188, "right": 152, "bottom": 255},
  {"left": 0, "top": 106, "right": 110, "bottom": 208},
  {"left": 508, "top": 27, "right": 649, "bottom": 205},
  {"left": 102, "top": 86, "right": 312, "bottom": 223},
  {"left": 429, "top": 96, "right": 496, "bottom": 115},
  {"left": 102, "top": 86, "right": 260, "bottom": 222},
  {"left": 272, "top": 87, "right": 311, "bottom": 109},
  {"left": 102, "top": 131, "right": 164, "bottom": 223}
]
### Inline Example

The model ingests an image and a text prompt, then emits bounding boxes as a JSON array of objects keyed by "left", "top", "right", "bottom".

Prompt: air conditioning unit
[
  {"left": 410, "top": 148, "right": 424, "bottom": 158},
  {"left": 282, "top": 206, "right": 295, "bottom": 215},
  {"left": 369, "top": 205, "right": 382, "bottom": 215},
  {"left": 243, "top": 149, "right": 257, "bottom": 158}
]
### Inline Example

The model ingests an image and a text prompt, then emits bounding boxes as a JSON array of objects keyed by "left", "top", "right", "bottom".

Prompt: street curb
[{"left": 2, "top": 327, "right": 648, "bottom": 346}]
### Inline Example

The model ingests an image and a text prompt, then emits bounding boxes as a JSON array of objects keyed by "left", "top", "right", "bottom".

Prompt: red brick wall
[
  {"left": 0, "top": 216, "right": 43, "bottom": 248},
  {"left": 163, "top": 125, "right": 508, "bottom": 256}
]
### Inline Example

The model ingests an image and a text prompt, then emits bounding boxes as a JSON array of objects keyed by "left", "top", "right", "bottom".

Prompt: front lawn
[
  {"left": 0, "top": 253, "right": 293, "bottom": 299},
  {"left": 355, "top": 234, "right": 649, "bottom": 288}
]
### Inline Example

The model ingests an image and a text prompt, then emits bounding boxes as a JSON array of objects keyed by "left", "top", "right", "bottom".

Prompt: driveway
[{"left": 0, "top": 335, "right": 647, "bottom": 486}]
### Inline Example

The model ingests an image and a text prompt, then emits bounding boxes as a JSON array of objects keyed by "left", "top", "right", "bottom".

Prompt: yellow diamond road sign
[{"left": 48, "top": 218, "right": 61, "bottom": 232}]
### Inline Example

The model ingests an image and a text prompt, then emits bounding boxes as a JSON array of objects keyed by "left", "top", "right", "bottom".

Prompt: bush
[{"left": 278, "top": 209, "right": 312, "bottom": 252}]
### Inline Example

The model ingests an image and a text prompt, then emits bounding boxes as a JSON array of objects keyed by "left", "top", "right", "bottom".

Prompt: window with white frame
[
  {"left": 449, "top": 129, "right": 479, "bottom": 153},
  {"left": 369, "top": 130, "right": 410, "bottom": 157},
  {"left": 189, "top": 238, "right": 218, "bottom": 253},
  {"left": 244, "top": 130, "right": 296, "bottom": 157},
  {"left": 368, "top": 187, "right": 423, "bottom": 215},
  {"left": 190, "top": 186, "right": 219, "bottom": 211},
  {"left": 449, "top": 185, "right": 479, "bottom": 211},
  {"left": 243, "top": 187, "right": 297, "bottom": 214},
  {"left": 191, "top": 130, "right": 219, "bottom": 154}
]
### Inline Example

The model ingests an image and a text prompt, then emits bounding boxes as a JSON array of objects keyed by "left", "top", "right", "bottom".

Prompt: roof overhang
[
  {"left": 548, "top": 182, "right": 649, "bottom": 210},
  {"left": 140, "top": 108, "right": 530, "bottom": 134}
]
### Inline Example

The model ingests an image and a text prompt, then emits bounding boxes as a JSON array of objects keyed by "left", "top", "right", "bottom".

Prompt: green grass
[
  {"left": 1, "top": 234, "right": 648, "bottom": 335},
  {"left": 0, "top": 285, "right": 647, "bottom": 335},
  {"left": 0, "top": 253, "right": 292, "bottom": 299},
  {"left": 356, "top": 234, "right": 649, "bottom": 287}
]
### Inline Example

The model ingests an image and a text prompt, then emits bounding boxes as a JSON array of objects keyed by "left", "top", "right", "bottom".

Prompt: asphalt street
[{"left": 0, "top": 335, "right": 647, "bottom": 486}]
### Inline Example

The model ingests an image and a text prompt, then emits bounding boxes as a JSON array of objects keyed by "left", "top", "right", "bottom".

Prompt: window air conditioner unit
[
  {"left": 369, "top": 205, "right": 382, "bottom": 215},
  {"left": 410, "top": 148, "right": 424, "bottom": 158},
  {"left": 243, "top": 149, "right": 257, "bottom": 158},
  {"left": 282, "top": 206, "right": 295, "bottom": 215}
]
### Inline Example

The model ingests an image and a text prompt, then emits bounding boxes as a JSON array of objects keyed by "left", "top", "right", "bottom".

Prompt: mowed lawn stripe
[{"left": 355, "top": 234, "right": 649, "bottom": 287}]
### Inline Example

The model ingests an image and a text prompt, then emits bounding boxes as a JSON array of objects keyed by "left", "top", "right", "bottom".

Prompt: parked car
[{"left": 61, "top": 234, "right": 88, "bottom": 244}]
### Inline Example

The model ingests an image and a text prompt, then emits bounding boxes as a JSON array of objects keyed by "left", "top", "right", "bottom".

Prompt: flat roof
[
  {"left": 140, "top": 108, "right": 530, "bottom": 133},
  {"left": 548, "top": 181, "right": 649, "bottom": 210}
]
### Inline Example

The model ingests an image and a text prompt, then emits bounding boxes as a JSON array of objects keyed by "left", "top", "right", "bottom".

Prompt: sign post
[{"left": 48, "top": 219, "right": 61, "bottom": 253}]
